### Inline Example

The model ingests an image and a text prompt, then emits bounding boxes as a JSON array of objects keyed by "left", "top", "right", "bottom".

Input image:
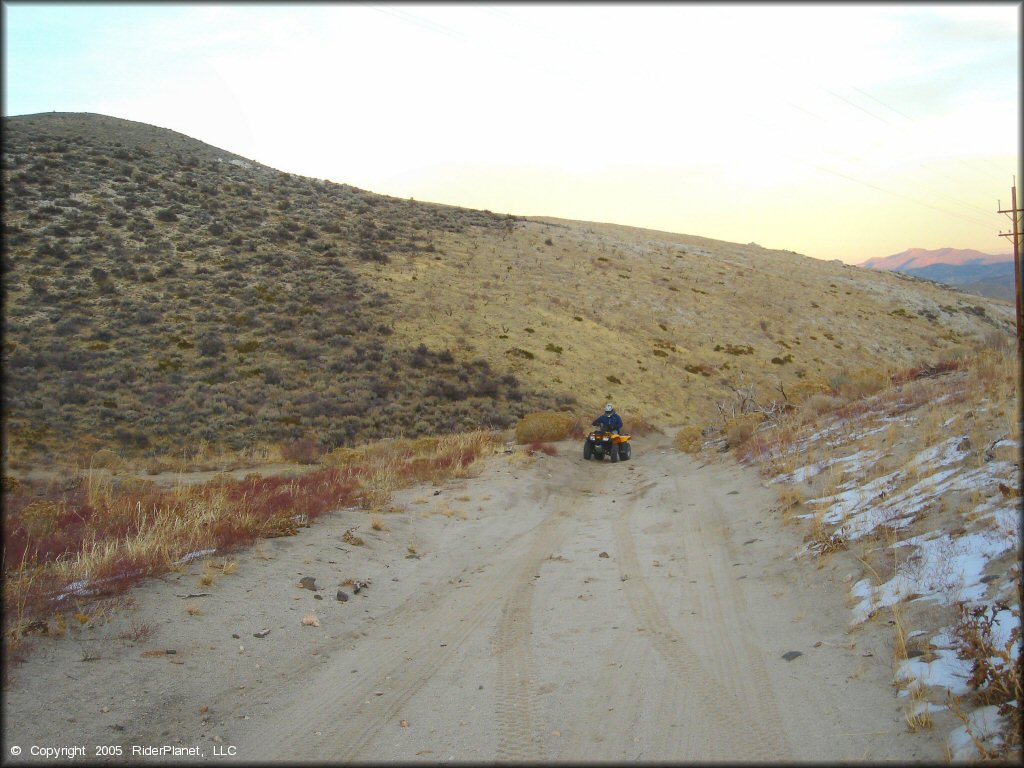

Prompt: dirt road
[{"left": 3, "top": 433, "right": 946, "bottom": 762}]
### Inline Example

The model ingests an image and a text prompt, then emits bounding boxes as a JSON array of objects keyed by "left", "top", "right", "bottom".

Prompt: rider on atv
[{"left": 592, "top": 403, "right": 623, "bottom": 434}]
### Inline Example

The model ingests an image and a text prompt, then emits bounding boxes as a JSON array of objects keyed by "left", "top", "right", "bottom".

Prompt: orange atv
[{"left": 583, "top": 430, "right": 632, "bottom": 462}]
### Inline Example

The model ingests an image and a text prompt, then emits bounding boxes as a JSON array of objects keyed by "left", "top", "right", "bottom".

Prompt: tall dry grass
[
  {"left": 514, "top": 411, "right": 578, "bottom": 444},
  {"left": 3, "top": 430, "right": 499, "bottom": 649}
]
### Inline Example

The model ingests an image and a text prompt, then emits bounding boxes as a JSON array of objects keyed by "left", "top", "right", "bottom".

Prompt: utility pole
[{"left": 997, "top": 178, "right": 1022, "bottom": 356}]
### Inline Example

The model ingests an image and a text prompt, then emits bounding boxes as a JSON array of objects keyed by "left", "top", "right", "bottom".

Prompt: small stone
[
  {"left": 337, "top": 590, "right": 349, "bottom": 602},
  {"left": 231, "top": 634, "right": 240, "bottom": 639},
  {"left": 599, "top": 552, "right": 609, "bottom": 558},
  {"left": 254, "top": 629, "right": 270, "bottom": 638},
  {"left": 314, "top": 594, "right": 323, "bottom": 600},
  {"left": 299, "top": 576, "right": 317, "bottom": 590},
  {"left": 782, "top": 651, "right": 803, "bottom": 661}
]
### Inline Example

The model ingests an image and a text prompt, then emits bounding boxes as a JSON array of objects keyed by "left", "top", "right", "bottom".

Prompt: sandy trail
[{"left": 3, "top": 433, "right": 946, "bottom": 763}]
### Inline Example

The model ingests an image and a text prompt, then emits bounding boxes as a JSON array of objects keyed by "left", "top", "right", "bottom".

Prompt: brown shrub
[
  {"left": 801, "top": 392, "right": 843, "bottom": 420},
  {"left": 836, "top": 368, "right": 890, "bottom": 400},
  {"left": 280, "top": 437, "right": 322, "bottom": 465},
  {"left": 90, "top": 449, "right": 123, "bottom": 470},
  {"left": 673, "top": 425, "right": 703, "bottom": 454},
  {"left": 515, "top": 412, "right": 575, "bottom": 444},
  {"left": 625, "top": 413, "right": 660, "bottom": 436},
  {"left": 785, "top": 377, "right": 832, "bottom": 403},
  {"left": 724, "top": 414, "right": 762, "bottom": 448}
]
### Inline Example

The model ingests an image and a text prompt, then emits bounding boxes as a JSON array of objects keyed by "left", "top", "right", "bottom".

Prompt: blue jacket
[{"left": 593, "top": 411, "right": 623, "bottom": 432}]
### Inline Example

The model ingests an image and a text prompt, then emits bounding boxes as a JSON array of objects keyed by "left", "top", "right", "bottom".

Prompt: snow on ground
[{"left": 765, "top": 396, "right": 1021, "bottom": 761}]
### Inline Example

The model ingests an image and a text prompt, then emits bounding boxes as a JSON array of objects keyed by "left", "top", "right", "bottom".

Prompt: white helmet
[{"left": 605, "top": 403, "right": 614, "bottom": 413}]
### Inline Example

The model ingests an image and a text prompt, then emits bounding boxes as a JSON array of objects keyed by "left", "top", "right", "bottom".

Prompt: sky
[{"left": 2, "top": 2, "right": 1020, "bottom": 264}]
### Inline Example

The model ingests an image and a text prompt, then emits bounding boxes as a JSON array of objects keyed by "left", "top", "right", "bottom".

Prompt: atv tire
[
  {"left": 609, "top": 443, "right": 620, "bottom": 462},
  {"left": 583, "top": 441, "right": 593, "bottom": 460},
  {"left": 619, "top": 443, "right": 631, "bottom": 461}
]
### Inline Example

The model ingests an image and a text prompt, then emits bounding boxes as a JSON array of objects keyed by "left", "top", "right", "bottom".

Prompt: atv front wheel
[
  {"left": 609, "top": 443, "right": 620, "bottom": 462},
  {"left": 583, "top": 441, "right": 593, "bottom": 460},
  {"left": 619, "top": 442, "right": 631, "bottom": 461}
]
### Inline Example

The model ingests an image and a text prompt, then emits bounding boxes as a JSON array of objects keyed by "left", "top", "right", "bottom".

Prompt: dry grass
[
  {"left": 724, "top": 414, "right": 763, "bottom": 450},
  {"left": 904, "top": 685, "right": 934, "bottom": 732},
  {"left": 804, "top": 511, "right": 848, "bottom": 558},
  {"left": 673, "top": 425, "right": 704, "bottom": 454},
  {"left": 514, "top": 412, "right": 577, "bottom": 444},
  {"left": 2, "top": 430, "right": 500, "bottom": 650}
]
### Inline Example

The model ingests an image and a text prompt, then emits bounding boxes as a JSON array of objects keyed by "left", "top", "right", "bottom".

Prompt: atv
[{"left": 583, "top": 430, "right": 632, "bottom": 462}]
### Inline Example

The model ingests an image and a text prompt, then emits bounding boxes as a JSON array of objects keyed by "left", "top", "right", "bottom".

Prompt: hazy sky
[{"left": 3, "top": 2, "right": 1020, "bottom": 263}]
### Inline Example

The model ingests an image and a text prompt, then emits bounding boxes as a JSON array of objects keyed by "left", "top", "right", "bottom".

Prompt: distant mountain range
[{"left": 859, "top": 248, "right": 1017, "bottom": 302}]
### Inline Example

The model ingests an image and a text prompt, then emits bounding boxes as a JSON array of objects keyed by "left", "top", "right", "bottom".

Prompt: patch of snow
[
  {"left": 946, "top": 705, "right": 1007, "bottom": 761},
  {"left": 909, "top": 435, "right": 970, "bottom": 471},
  {"left": 851, "top": 530, "right": 1016, "bottom": 623},
  {"left": 896, "top": 649, "right": 972, "bottom": 695}
]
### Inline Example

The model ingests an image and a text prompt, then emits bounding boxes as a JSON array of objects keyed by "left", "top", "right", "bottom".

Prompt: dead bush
[
  {"left": 801, "top": 392, "right": 843, "bottom": 419},
  {"left": 280, "top": 437, "right": 322, "bottom": 465},
  {"left": 835, "top": 367, "right": 890, "bottom": 400},
  {"left": 950, "top": 602, "right": 1022, "bottom": 756},
  {"left": 724, "top": 414, "right": 762, "bottom": 448},
  {"left": 673, "top": 425, "right": 704, "bottom": 454},
  {"left": 90, "top": 449, "right": 123, "bottom": 470},
  {"left": 625, "top": 413, "right": 660, "bottom": 436},
  {"left": 785, "top": 377, "right": 832, "bottom": 403},
  {"left": 515, "top": 411, "right": 576, "bottom": 444}
]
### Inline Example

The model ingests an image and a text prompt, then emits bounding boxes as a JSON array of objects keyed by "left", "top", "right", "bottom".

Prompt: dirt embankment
[{"left": 2, "top": 434, "right": 946, "bottom": 762}]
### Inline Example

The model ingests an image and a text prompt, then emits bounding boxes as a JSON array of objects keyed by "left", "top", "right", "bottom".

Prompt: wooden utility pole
[{"left": 998, "top": 179, "right": 1022, "bottom": 355}]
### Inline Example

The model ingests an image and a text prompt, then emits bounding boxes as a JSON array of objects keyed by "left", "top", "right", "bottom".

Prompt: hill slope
[{"left": 2, "top": 113, "right": 1016, "bottom": 462}]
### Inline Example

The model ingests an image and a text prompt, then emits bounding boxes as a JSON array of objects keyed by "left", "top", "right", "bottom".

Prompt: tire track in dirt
[
  {"left": 229, "top": 469, "right": 577, "bottom": 762},
  {"left": 492, "top": 470, "right": 591, "bottom": 762},
  {"left": 492, "top": 513, "right": 566, "bottom": 762},
  {"left": 670, "top": 463, "right": 793, "bottom": 757},
  {"left": 611, "top": 458, "right": 792, "bottom": 761}
]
